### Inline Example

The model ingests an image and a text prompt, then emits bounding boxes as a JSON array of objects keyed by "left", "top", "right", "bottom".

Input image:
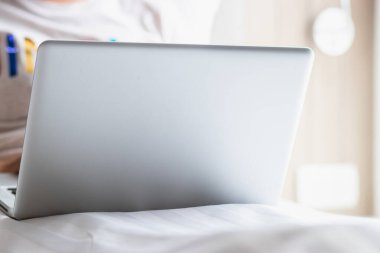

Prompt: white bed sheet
[{"left": 1, "top": 203, "right": 380, "bottom": 253}]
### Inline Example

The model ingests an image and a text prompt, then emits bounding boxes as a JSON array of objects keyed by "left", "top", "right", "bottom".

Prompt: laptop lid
[{"left": 13, "top": 41, "right": 313, "bottom": 219}]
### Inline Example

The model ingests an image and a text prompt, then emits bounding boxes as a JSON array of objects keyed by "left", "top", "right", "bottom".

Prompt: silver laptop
[{"left": 0, "top": 41, "right": 313, "bottom": 220}]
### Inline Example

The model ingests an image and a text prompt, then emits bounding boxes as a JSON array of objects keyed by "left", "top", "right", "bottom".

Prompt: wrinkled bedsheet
[{"left": 0, "top": 203, "right": 380, "bottom": 253}]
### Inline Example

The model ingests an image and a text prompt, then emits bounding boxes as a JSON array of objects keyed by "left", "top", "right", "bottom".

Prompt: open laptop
[{"left": 0, "top": 41, "right": 313, "bottom": 220}]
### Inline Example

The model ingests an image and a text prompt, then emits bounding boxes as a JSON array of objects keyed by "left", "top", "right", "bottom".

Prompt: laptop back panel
[{"left": 13, "top": 42, "right": 313, "bottom": 219}]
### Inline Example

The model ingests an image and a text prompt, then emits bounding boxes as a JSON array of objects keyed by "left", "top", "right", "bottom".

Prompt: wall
[{"left": 212, "top": 0, "right": 374, "bottom": 215}]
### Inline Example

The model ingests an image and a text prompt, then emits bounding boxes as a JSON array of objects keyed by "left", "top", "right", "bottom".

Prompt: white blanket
[{"left": 0, "top": 204, "right": 379, "bottom": 253}]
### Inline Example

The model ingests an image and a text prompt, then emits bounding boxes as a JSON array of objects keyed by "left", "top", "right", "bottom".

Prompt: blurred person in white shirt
[
  {"left": 0, "top": 0, "right": 221, "bottom": 173},
  {"left": 0, "top": 0, "right": 180, "bottom": 172}
]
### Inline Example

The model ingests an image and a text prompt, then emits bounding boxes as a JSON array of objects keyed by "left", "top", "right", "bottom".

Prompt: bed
[
  {"left": 1, "top": 203, "right": 380, "bottom": 253},
  {"left": 1, "top": 1, "right": 379, "bottom": 251}
]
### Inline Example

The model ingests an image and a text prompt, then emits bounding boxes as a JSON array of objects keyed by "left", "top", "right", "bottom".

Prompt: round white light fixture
[{"left": 313, "top": 6, "right": 355, "bottom": 56}]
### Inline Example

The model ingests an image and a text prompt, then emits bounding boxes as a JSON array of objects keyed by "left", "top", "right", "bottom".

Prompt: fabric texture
[{"left": 0, "top": 203, "right": 379, "bottom": 252}]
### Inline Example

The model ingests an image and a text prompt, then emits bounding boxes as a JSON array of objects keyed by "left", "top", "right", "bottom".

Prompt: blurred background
[
  {"left": 0, "top": 0, "right": 377, "bottom": 217},
  {"left": 211, "top": 0, "right": 374, "bottom": 216}
]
